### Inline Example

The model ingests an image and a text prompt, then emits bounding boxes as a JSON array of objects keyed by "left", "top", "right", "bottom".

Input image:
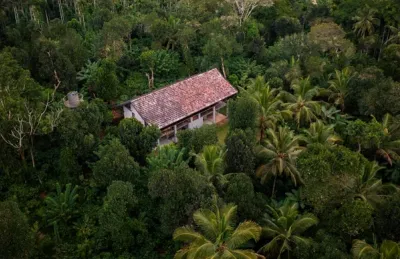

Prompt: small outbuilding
[{"left": 118, "top": 68, "right": 237, "bottom": 145}]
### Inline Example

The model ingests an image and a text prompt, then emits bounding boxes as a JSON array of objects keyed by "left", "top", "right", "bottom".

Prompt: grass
[{"left": 216, "top": 123, "right": 229, "bottom": 145}]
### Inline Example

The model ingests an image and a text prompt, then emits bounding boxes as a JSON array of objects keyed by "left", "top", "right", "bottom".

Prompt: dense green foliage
[
  {"left": 92, "top": 138, "right": 140, "bottom": 187},
  {"left": 0, "top": 201, "right": 33, "bottom": 259},
  {"left": 177, "top": 124, "right": 218, "bottom": 154},
  {"left": 1, "top": 0, "right": 400, "bottom": 258}
]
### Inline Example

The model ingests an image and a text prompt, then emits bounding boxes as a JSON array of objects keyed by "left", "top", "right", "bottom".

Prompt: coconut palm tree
[
  {"left": 300, "top": 120, "right": 341, "bottom": 146},
  {"left": 284, "top": 77, "right": 321, "bottom": 127},
  {"left": 352, "top": 239, "right": 400, "bottom": 259},
  {"left": 241, "top": 76, "right": 291, "bottom": 141},
  {"left": 284, "top": 56, "right": 302, "bottom": 84},
  {"left": 259, "top": 201, "right": 318, "bottom": 259},
  {"left": 244, "top": 76, "right": 269, "bottom": 93},
  {"left": 255, "top": 87, "right": 288, "bottom": 141},
  {"left": 173, "top": 197, "right": 263, "bottom": 259},
  {"left": 256, "top": 127, "right": 304, "bottom": 195},
  {"left": 385, "top": 25, "right": 400, "bottom": 45},
  {"left": 354, "top": 160, "right": 399, "bottom": 207},
  {"left": 195, "top": 145, "right": 227, "bottom": 187},
  {"left": 327, "top": 67, "right": 354, "bottom": 112},
  {"left": 375, "top": 114, "right": 400, "bottom": 166},
  {"left": 353, "top": 5, "right": 380, "bottom": 38}
]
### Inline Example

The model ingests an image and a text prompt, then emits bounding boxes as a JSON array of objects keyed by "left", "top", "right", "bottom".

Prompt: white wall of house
[
  {"left": 123, "top": 104, "right": 146, "bottom": 125},
  {"left": 131, "top": 104, "right": 145, "bottom": 125},
  {"left": 189, "top": 116, "right": 204, "bottom": 129},
  {"left": 123, "top": 106, "right": 133, "bottom": 118}
]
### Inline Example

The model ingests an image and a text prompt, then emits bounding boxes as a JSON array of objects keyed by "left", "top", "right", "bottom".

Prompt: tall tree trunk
[
  {"left": 340, "top": 100, "right": 345, "bottom": 112},
  {"left": 13, "top": 6, "right": 20, "bottom": 24},
  {"left": 220, "top": 57, "right": 227, "bottom": 78},
  {"left": 182, "top": 45, "right": 194, "bottom": 75},
  {"left": 73, "top": 0, "right": 78, "bottom": 14},
  {"left": 19, "top": 147, "right": 25, "bottom": 162},
  {"left": 81, "top": 13, "right": 86, "bottom": 30},
  {"left": 271, "top": 175, "right": 277, "bottom": 198},
  {"left": 260, "top": 127, "right": 264, "bottom": 143},
  {"left": 146, "top": 69, "right": 154, "bottom": 89},
  {"left": 45, "top": 9, "right": 50, "bottom": 26},
  {"left": 29, "top": 134, "right": 36, "bottom": 168},
  {"left": 30, "top": 146, "right": 35, "bottom": 168},
  {"left": 58, "top": 0, "right": 64, "bottom": 23},
  {"left": 378, "top": 28, "right": 386, "bottom": 61},
  {"left": 29, "top": 6, "right": 34, "bottom": 22},
  {"left": 259, "top": 116, "right": 265, "bottom": 143}
]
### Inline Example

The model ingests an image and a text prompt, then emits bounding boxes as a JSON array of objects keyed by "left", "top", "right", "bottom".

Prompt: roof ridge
[{"left": 118, "top": 68, "right": 220, "bottom": 106}]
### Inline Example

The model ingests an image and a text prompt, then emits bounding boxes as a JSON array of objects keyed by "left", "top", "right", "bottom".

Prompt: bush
[
  {"left": 297, "top": 144, "right": 367, "bottom": 215},
  {"left": 224, "top": 173, "right": 266, "bottom": 221},
  {"left": 265, "top": 33, "right": 313, "bottom": 63},
  {"left": 0, "top": 201, "right": 33, "bottom": 259},
  {"left": 375, "top": 193, "right": 400, "bottom": 242},
  {"left": 294, "top": 230, "right": 350, "bottom": 259},
  {"left": 329, "top": 200, "right": 373, "bottom": 238},
  {"left": 177, "top": 125, "right": 218, "bottom": 154},
  {"left": 228, "top": 97, "right": 258, "bottom": 132},
  {"left": 273, "top": 16, "right": 301, "bottom": 37},
  {"left": 89, "top": 59, "right": 120, "bottom": 101},
  {"left": 117, "top": 118, "right": 160, "bottom": 165},
  {"left": 225, "top": 129, "right": 255, "bottom": 175},
  {"left": 99, "top": 181, "right": 137, "bottom": 253},
  {"left": 267, "top": 77, "right": 284, "bottom": 88},
  {"left": 58, "top": 99, "right": 111, "bottom": 160},
  {"left": 148, "top": 165, "right": 213, "bottom": 235},
  {"left": 92, "top": 138, "right": 140, "bottom": 187},
  {"left": 381, "top": 44, "right": 400, "bottom": 81}
]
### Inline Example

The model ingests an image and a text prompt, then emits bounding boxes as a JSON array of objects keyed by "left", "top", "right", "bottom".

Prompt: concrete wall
[
  {"left": 123, "top": 104, "right": 146, "bottom": 125},
  {"left": 123, "top": 106, "right": 133, "bottom": 118},
  {"left": 188, "top": 116, "right": 204, "bottom": 129},
  {"left": 131, "top": 104, "right": 145, "bottom": 125}
]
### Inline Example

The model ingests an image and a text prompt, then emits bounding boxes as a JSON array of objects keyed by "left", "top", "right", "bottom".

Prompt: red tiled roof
[{"left": 130, "top": 68, "right": 237, "bottom": 129}]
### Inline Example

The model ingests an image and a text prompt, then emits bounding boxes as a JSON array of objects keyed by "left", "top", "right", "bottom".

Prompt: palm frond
[
  {"left": 380, "top": 240, "right": 400, "bottom": 258},
  {"left": 173, "top": 226, "right": 206, "bottom": 243},
  {"left": 221, "top": 203, "right": 238, "bottom": 228},
  {"left": 193, "top": 210, "right": 218, "bottom": 241},
  {"left": 227, "top": 221, "right": 261, "bottom": 249},
  {"left": 351, "top": 239, "right": 379, "bottom": 258},
  {"left": 224, "top": 249, "right": 262, "bottom": 259},
  {"left": 258, "top": 235, "right": 282, "bottom": 253},
  {"left": 290, "top": 214, "right": 318, "bottom": 234}
]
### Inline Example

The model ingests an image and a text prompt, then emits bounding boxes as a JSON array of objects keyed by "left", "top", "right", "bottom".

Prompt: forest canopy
[{"left": 1, "top": 0, "right": 400, "bottom": 258}]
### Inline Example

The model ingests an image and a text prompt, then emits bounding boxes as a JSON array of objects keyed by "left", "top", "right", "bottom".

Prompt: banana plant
[{"left": 45, "top": 183, "right": 79, "bottom": 241}]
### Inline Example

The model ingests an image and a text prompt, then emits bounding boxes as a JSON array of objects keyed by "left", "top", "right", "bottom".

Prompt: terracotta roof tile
[{"left": 130, "top": 69, "right": 237, "bottom": 129}]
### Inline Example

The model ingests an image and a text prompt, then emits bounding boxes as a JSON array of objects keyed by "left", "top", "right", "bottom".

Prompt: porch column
[
  {"left": 213, "top": 106, "right": 216, "bottom": 123},
  {"left": 157, "top": 139, "right": 160, "bottom": 146},
  {"left": 174, "top": 124, "right": 178, "bottom": 142}
]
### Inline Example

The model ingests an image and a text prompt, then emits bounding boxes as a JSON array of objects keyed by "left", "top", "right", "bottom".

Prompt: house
[{"left": 118, "top": 68, "right": 237, "bottom": 145}]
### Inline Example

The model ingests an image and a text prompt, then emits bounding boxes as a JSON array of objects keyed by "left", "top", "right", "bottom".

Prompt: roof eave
[
  {"left": 156, "top": 90, "right": 238, "bottom": 130},
  {"left": 114, "top": 100, "right": 132, "bottom": 107}
]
